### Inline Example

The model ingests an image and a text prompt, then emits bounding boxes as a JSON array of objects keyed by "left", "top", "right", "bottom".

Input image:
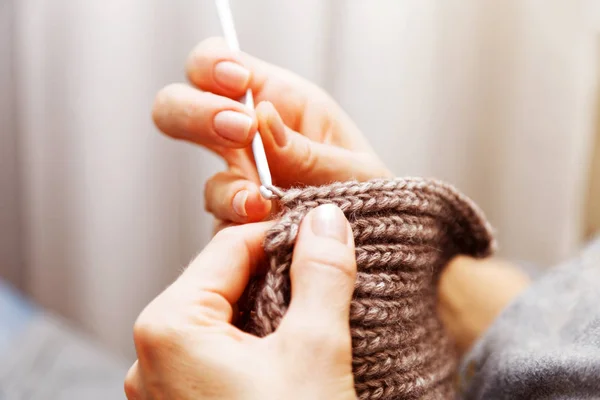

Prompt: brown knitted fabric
[{"left": 239, "top": 177, "right": 495, "bottom": 399}]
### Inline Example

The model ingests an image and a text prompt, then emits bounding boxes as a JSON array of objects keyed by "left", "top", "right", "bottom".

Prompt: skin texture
[
  {"left": 152, "top": 37, "right": 391, "bottom": 228},
  {"left": 125, "top": 205, "right": 358, "bottom": 400},
  {"left": 437, "top": 256, "right": 531, "bottom": 356},
  {"left": 136, "top": 36, "right": 532, "bottom": 398}
]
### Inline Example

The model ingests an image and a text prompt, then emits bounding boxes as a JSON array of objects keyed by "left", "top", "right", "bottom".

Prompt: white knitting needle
[{"left": 215, "top": 0, "right": 276, "bottom": 199}]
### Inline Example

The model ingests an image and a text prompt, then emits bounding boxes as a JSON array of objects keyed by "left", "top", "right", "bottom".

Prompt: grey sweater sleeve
[{"left": 458, "top": 237, "right": 600, "bottom": 400}]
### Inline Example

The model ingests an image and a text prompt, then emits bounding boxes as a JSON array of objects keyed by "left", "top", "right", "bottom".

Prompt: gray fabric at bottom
[
  {"left": 0, "top": 314, "right": 128, "bottom": 400},
  {"left": 459, "top": 236, "right": 600, "bottom": 400}
]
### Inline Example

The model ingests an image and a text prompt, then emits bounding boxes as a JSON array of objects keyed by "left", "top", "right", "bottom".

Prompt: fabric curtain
[{"left": 1, "top": 0, "right": 598, "bottom": 358}]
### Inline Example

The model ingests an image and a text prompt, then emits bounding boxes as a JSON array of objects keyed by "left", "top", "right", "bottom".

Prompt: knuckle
[
  {"left": 193, "top": 36, "right": 225, "bottom": 58},
  {"left": 123, "top": 376, "right": 138, "bottom": 399},
  {"left": 186, "top": 37, "right": 229, "bottom": 81},
  {"left": 133, "top": 309, "right": 180, "bottom": 354},
  {"left": 153, "top": 83, "right": 196, "bottom": 140},
  {"left": 191, "top": 291, "right": 234, "bottom": 325},
  {"left": 152, "top": 83, "right": 180, "bottom": 124},
  {"left": 155, "top": 83, "right": 186, "bottom": 103},
  {"left": 203, "top": 175, "right": 219, "bottom": 213},
  {"left": 294, "top": 136, "right": 319, "bottom": 175},
  {"left": 204, "top": 173, "right": 248, "bottom": 217}
]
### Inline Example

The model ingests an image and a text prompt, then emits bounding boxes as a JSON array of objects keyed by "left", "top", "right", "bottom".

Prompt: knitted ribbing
[{"left": 239, "top": 177, "right": 495, "bottom": 399}]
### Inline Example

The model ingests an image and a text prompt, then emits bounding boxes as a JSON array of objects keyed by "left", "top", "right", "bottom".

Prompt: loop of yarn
[{"left": 239, "top": 177, "right": 495, "bottom": 399}]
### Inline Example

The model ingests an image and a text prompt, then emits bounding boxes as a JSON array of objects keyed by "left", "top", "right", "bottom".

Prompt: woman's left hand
[{"left": 124, "top": 204, "right": 358, "bottom": 400}]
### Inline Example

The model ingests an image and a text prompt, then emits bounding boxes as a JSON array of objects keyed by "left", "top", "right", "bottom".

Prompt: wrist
[{"left": 437, "top": 256, "right": 530, "bottom": 355}]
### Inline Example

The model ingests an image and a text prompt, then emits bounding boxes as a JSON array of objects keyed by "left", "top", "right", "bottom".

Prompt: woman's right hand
[{"left": 152, "top": 37, "right": 391, "bottom": 227}]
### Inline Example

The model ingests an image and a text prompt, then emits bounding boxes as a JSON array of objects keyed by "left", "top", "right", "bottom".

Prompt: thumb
[
  {"left": 256, "top": 102, "right": 390, "bottom": 187},
  {"left": 277, "top": 204, "right": 356, "bottom": 353}
]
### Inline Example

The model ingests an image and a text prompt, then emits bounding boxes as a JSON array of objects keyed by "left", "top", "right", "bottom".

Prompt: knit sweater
[{"left": 238, "top": 177, "right": 496, "bottom": 399}]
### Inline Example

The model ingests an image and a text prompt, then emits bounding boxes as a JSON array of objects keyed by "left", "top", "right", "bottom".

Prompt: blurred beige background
[{"left": 1, "top": 0, "right": 599, "bottom": 359}]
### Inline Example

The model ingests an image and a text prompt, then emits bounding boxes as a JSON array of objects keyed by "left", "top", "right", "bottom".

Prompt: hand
[
  {"left": 152, "top": 37, "right": 391, "bottom": 227},
  {"left": 124, "top": 204, "right": 358, "bottom": 400},
  {"left": 437, "top": 256, "right": 531, "bottom": 356}
]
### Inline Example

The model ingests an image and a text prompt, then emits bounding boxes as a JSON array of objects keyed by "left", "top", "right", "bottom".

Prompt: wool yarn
[{"left": 238, "top": 177, "right": 495, "bottom": 399}]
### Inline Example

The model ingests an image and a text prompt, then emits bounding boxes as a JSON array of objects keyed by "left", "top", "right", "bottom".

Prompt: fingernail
[
  {"left": 214, "top": 111, "right": 253, "bottom": 143},
  {"left": 311, "top": 204, "right": 348, "bottom": 243},
  {"left": 266, "top": 103, "right": 287, "bottom": 147},
  {"left": 232, "top": 190, "right": 248, "bottom": 217},
  {"left": 214, "top": 61, "right": 250, "bottom": 92},
  {"left": 245, "top": 190, "right": 271, "bottom": 219}
]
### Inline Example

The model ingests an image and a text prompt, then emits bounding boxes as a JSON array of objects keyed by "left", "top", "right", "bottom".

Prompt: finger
[
  {"left": 212, "top": 218, "right": 239, "bottom": 236},
  {"left": 204, "top": 170, "right": 271, "bottom": 223},
  {"left": 171, "top": 222, "right": 272, "bottom": 323},
  {"left": 256, "top": 101, "right": 392, "bottom": 187},
  {"left": 186, "top": 37, "right": 319, "bottom": 130},
  {"left": 124, "top": 361, "right": 145, "bottom": 400},
  {"left": 277, "top": 205, "right": 356, "bottom": 353},
  {"left": 152, "top": 83, "right": 257, "bottom": 150},
  {"left": 132, "top": 223, "right": 271, "bottom": 364}
]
